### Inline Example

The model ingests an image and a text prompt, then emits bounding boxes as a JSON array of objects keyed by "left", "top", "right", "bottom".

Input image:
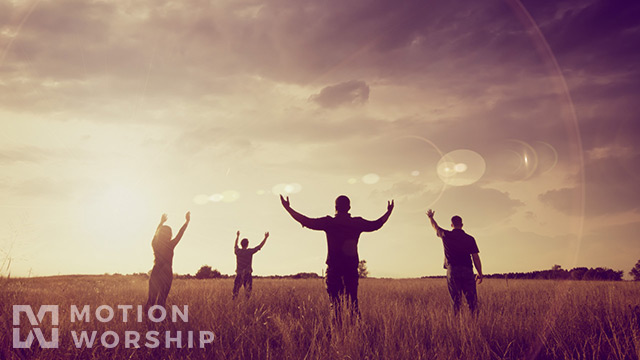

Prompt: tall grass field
[{"left": 1, "top": 276, "right": 639, "bottom": 359}]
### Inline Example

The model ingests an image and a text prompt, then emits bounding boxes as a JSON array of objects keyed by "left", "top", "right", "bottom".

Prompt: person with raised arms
[
  {"left": 280, "top": 195, "right": 393, "bottom": 318},
  {"left": 145, "top": 211, "right": 190, "bottom": 312},
  {"left": 233, "top": 230, "right": 269, "bottom": 299}
]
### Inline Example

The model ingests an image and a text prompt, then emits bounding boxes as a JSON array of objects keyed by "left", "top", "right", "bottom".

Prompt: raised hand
[
  {"left": 185, "top": 211, "right": 191, "bottom": 222},
  {"left": 237, "top": 231, "right": 240, "bottom": 237},
  {"left": 280, "top": 195, "right": 291, "bottom": 209},
  {"left": 160, "top": 213, "right": 168, "bottom": 225},
  {"left": 264, "top": 231, "right": 269, "bottom": 239},
  {"left": 387, "top": 200, "right": 395, "bottom": 212},
  {"left": 426, "top": 209, "right": 435, "bottom": 218}
]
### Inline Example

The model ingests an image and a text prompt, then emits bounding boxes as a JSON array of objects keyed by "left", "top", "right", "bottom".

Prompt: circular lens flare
[
  {"left": 272, "top": 183, "right": 302, "bottom": 195},
  {"left": 362, "top": 173, "right": 380, "bottom": 184},
  {"left": 221, "top": 190, "right": 240, "bottom": 202},
  {"left": 454, "top": 163, "right": 468, "bottom": 173},
  {"left": 209, "top": 194, "right": 224, "bottom": 202},
  {"left": 437, "top": 162, "right": 457, "bottom": 178},
  {"left": 437, "top": 149, "right": 486, "bottom": 186},
  {"left": 500, "top": 140, "right": 540, "bottom": 180}
]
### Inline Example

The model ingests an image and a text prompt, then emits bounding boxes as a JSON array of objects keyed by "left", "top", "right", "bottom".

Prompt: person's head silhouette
[
  {"left": 156, "top": 225, "right": 172, "bottom": 242},
  {"left": 451, "top": 215, "right": 463, "bottom": 229},
  {"left": 335, "top": 195, "right": 351, "bottom": 214},
  {"left": 240, "top": 238, "right": 249, "bottom": 249}
]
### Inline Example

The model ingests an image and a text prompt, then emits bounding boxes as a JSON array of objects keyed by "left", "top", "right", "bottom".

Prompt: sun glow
[{"left": 82, "top": 183, "right": 151, "bottom": 246}]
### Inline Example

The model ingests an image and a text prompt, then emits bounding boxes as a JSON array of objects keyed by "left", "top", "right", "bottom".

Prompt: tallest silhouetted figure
[{"left": 281, "top": 195, "right": 393, "bottom": 317}]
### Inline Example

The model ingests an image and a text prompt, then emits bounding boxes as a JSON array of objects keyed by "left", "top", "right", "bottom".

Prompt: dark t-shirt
[
  {"left": 235, "top": 247, "right": 260, "bottom": 274},
  {"left": 438, "top": 229, "right": 479, "bottom": 269},
  {"left": 298, "top": 213, "right": 386, "bottom": 270}
]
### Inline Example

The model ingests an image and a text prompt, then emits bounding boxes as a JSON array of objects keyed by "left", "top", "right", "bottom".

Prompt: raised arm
[
  {"left": 157, "top": 213, "right": 168, "bottom": 230},
  {"left": 254, "top": 232, "right": 269, "bottom": 251},
  {"left": 426, "top": 209, "right": 445, "bottom": 238},
  {"left": 361, "top": 200, "right": 394, "bottom": 232},
  {"left": 234, "top": 231, "right": 240, "bottom": 252},
  {"left": 171, "top": 211, "right": 190, "bottom": 248},
  {"left": 152, "top": 213, "right": 168, "bottom": 241},
  {"left": 472, "top": 253, "right": 483, "bottom": 284},
  {"left": 280, "top": 195, "right": 327, "bottom": 230}
]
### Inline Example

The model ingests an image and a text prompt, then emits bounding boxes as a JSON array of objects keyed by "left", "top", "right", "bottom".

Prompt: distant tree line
[
  {"left": 485, "top": 265, "right": 624, "bottom": 281},
  {"left": 262, "top": 272, "right": 322, "bottom": 279},
  {"left": 173, "top": 261, "right": 371, "bottom": 280},
  {"left": 133, "top": 261, "right": 639, "bottom": 281},
  {"left": 171, "top": 265, "right": 323, "bottom": 280}
]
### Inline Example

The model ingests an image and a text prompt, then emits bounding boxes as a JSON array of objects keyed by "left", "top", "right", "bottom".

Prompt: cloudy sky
[{"left": 1, "top": 0, "right": 639, "bottom": 278}]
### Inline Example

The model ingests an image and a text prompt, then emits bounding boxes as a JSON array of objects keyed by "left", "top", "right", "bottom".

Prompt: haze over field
[{"left": 1, "top": 0, "right": 639, "bottom": 278}]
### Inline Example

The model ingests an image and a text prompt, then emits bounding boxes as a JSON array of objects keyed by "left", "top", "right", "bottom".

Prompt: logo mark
[{"left": 13, "top": 305, "right": 59, "bottom": 348}]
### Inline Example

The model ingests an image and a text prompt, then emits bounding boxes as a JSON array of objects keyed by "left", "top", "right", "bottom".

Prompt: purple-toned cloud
[
  {"left": 539, "top": 151, "right": 640, "bottom": 216},
  {"left": 310, "top": 80, "right": 369, "bottom": 108}
]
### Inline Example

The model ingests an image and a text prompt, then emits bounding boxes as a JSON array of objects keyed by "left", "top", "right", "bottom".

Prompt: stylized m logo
[{"left": 13, "top": 305, "right": 59, "bottom": 348}]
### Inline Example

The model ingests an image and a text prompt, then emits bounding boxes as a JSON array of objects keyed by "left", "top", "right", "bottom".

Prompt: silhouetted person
[
  {"left": 145, "top": 212, "right": 190, "bottom": 312},
  {"left": 233, "top": 231, "right": 269, "bottom": 299},
  {"left": 426, "top": 209, "right": 482, "bottom": 315},
  {"left": 280, "top": 195, "right": 394, "bottom": 318}
]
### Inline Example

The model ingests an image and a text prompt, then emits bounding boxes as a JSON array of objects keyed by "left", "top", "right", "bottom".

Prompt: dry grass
[{"left": 1, "top": 276, "right": 639, "bottom": 359}]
